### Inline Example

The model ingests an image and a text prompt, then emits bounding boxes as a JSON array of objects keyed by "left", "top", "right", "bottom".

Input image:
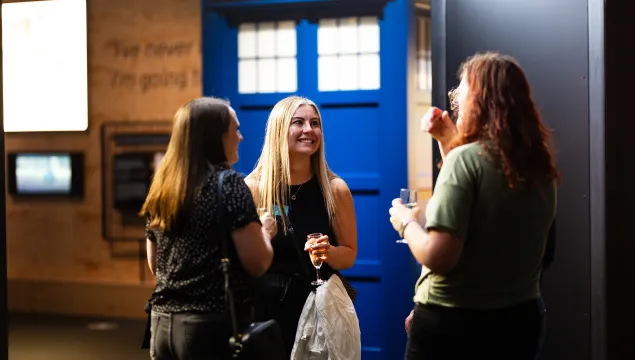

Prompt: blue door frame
[{"left": 202, "top": 1, "right": 416, "bottom": 358}]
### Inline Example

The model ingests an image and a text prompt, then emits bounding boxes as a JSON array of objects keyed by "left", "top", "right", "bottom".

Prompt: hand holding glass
[
  {"left": 396, "top": 189, "right": 418, "bottom": 244},
  {"left": 307, "top": 233, "right": 328, "bottom": 286}
]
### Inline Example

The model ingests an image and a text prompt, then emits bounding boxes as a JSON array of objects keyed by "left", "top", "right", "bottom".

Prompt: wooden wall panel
[{"left": 5, "top": 0, "right": 201, "bottom": 316}]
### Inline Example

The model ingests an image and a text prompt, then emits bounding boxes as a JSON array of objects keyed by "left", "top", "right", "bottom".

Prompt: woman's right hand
[
  {"left": 405, "top": 309, "right": 414, "bottom": 334},
  {"left": 260, "top": 212, "right": 277, "bottom": 239},
  {"left": 421, "top": 106, "right": 458, "bottom": 145}
]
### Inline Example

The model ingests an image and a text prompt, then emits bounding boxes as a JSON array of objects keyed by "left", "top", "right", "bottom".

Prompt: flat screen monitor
[
  {"left": 112, "top": 151, "right": 164, "bottom": 211},
  {"left": 7, "top": 152, "right": 84, "bottom": 197}
]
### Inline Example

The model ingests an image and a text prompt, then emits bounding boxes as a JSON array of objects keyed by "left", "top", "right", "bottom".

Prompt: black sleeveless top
[{"left": 268, "top": 176, "right": 338, "bottom": 282}]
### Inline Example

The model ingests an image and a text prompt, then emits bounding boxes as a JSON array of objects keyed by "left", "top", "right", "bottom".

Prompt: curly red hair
[{"left": 448, "top": 52, "right": 560, "bottom": 189}]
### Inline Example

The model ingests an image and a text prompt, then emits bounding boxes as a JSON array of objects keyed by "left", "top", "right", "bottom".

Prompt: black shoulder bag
[{"left": 217, "top": 170, "right": 286, "bottom": 360}]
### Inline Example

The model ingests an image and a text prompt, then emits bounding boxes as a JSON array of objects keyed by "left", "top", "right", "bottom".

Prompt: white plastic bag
[{"left": 291, "top": 274, "right": 361, "bottom": 360}]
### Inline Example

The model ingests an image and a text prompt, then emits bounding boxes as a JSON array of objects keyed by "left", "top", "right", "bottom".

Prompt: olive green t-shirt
[{"left": 414, "top": 142, "right": 557, "bottom": 309}]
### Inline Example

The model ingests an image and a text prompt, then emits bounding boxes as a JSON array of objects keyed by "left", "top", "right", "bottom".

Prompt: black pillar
[
  {"left": 605, "top": 1, "right": 635, "bottom": 359},
  {"left": 431, "top": 0, "right": 608, "bottom": 358},
  {"left": 0, "top": 4, "right": 8, "bottom": 360}
]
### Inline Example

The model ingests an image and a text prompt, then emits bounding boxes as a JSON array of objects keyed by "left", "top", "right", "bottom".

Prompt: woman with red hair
[{"left": 389, "top": 52, "right": 560, "bottom": 360}]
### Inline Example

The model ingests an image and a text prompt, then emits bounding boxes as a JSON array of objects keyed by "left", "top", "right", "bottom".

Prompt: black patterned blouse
[{"left": 146, "top": 168, "right": 260, "bottom": 314}]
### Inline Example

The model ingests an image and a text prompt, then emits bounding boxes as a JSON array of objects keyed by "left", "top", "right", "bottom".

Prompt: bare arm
[
  {"left": 216, "top": 175, "right": 271, "bottom": 278},
  {"left": 389, "top": 198, "right": 464, "bottom": 275},
  {"left": 390, "top": 147, "right": 474, "bottom": 275},
  {"left": 232, "top": 222, "right": 273, "bottom": 277},
  {"left": 403, "top": 222, "right": 463, "bottom": 275},
  {"left": 438, "top": 141, "right": 453, "bottom": 161},
  {"left": 325, "top": 178, "right": 358, "bottom": 270},
  {"left": 146, "top": 238, "right": 157, "bottom": 275}
]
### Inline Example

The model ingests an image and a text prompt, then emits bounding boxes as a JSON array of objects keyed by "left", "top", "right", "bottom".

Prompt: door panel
[
  {"left": 234, "top": 108, "right": 269, "bottom": 175},
  {"left": 320, "top": 107, "right": 380, "bottom": 175},
  {"left": 352, "top": 280, "right": 383, "bottom": 360},
  {"left": 349, "top": 195, "right": 381, "bottom": 268}
]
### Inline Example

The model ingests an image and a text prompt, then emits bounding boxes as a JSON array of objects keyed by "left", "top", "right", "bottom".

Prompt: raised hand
[{"left": 421, "top": 106, "right": 458, "bottom": 145}]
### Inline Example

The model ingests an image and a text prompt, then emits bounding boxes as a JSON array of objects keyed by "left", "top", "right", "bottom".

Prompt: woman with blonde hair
[
  {"left": 245, "top": 95, "right": 358, "bottom": 356},
  {"left": 390, "top": 52, "right": 559, "bottom": 359},
  {"left": 141, "top": 97, "right": 277, "bottom": 359}
]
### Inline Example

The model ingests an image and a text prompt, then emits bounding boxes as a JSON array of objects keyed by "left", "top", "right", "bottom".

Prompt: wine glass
[
  {"left": 396, "top": 189, "right": 418, "bottom": 244},
  {"left": 308, "top": 233, "right": 327, "bottom": 286}
]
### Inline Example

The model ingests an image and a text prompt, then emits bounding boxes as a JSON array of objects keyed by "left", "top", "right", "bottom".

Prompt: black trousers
[
  {"left": 150, "top": 311, "right": 248, "bottom": 360},
  {"left": 254, "top": 273, "right": 313, "bottom": 358},
  {"left": 405, "top": 298, "right": 545, "bottom": 360}
]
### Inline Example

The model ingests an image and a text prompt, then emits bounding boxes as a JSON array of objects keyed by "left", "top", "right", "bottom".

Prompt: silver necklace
[{"left": 290, "top": 183, "right": 304, "bottom": 201}]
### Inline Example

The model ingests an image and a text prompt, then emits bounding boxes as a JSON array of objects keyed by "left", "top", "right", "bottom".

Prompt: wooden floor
[{"left": 9, "top": 312, "right": 149, "bottom": 360}]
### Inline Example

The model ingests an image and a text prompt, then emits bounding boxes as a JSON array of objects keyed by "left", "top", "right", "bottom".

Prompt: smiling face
[{"left": 287, "top": 104, "right": 322, "bottom": 157}]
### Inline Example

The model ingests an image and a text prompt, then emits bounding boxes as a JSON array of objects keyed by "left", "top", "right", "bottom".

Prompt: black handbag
[
  {"left": 216, "top": 170, "right": 286, "bottom": 360},
  {"left": 334, "top": 270, "right": 357, "bottom": 303}
]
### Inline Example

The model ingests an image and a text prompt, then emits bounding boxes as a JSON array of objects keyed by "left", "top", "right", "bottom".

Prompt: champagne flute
[
  {"left": 396, "top": 189, "right": 418, "bottom": 244},
  {"left": 308, "top": 233, "right": 327, "bottom": 286}
]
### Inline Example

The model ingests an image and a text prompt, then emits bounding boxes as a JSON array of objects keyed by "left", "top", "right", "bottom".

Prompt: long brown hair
[
  {"left": 140, "top": 97, "right": 232, "bottom": 231},
  {"left": 448, "top": 52, "right": 560, "bottom": 189}
]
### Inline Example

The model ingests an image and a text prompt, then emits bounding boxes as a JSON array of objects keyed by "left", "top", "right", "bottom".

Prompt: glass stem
[{"left": 315, "top": 267, "right": 321, "bottom": 281}]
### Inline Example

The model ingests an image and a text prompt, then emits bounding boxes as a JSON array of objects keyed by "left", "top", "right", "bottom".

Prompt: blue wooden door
[{"left": 202, "top": 1, "right": 415, "bottom": 358}]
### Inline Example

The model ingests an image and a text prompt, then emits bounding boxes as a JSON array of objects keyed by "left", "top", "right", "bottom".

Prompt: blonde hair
[{"left": 246, "top": 96, "right": 337, "bottom": 232}]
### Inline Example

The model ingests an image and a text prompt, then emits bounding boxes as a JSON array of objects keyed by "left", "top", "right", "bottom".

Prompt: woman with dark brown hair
[
  {"left": 389, "top": 52, "right": 559, "bottom": 360},
  {"left": 141, "top": 97, "right": 277, "bottom": 360}
]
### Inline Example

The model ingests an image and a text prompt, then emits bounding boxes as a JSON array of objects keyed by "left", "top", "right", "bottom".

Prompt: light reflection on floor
[{"left": 9, "top": 312, "right": 148, "bottom": 360}]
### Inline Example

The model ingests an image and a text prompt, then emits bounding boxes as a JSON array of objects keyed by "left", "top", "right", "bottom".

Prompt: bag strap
[
  {"left": 286, "top": 222, "right": 314, "bottom": 281},
  {"left": 216, "top": 170, "right": 240, "bottom": 343}
]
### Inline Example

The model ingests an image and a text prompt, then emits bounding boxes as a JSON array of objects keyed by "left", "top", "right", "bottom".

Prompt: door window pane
[
  {"left": 256, "top": 22, "right": 276, "bottom": 57},
  {"left": 358, "top": 17, "right": 380, "bottom": 53},
  {"left": 238, "top": 59, "right": 257, "bottom": 94},
  {"left": 257, "top": 58, "right": 276, "bottom": 93},
  {"left": 359, "top": 54, "right": 380, "bottom": 90},
  {"left": 238, "top": 23, "right": 257, "bottom": 58},
  {"left": 317, "top": 19, "right": 338, "bottom": 55},
  {"left": 276, "top": 21, "right": 297, "bottom": 57},
  {"left": 276, "top": 58, "right": 297, "bottom": 93},
  {"left": 318, "top": 56, "right": 339, "bottom": 91},
  {"left": 338, "top": 55, "right": 358, "bottom": 91},
  {"left": 337, "top": 17, "right": 359, "bottom": 54}
]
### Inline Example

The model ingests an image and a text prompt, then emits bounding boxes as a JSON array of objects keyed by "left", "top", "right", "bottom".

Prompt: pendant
[{"left": 291, "top": 195, "right": 296, "bottom": 201}]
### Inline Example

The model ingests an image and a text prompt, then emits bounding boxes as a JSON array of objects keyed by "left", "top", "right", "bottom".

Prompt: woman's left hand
[
  {"left": 389, "top": 198, "right": 420, "bottom": 232},
  {"left": 304, "top": 235, "right": 331, "bottom": 256}
]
